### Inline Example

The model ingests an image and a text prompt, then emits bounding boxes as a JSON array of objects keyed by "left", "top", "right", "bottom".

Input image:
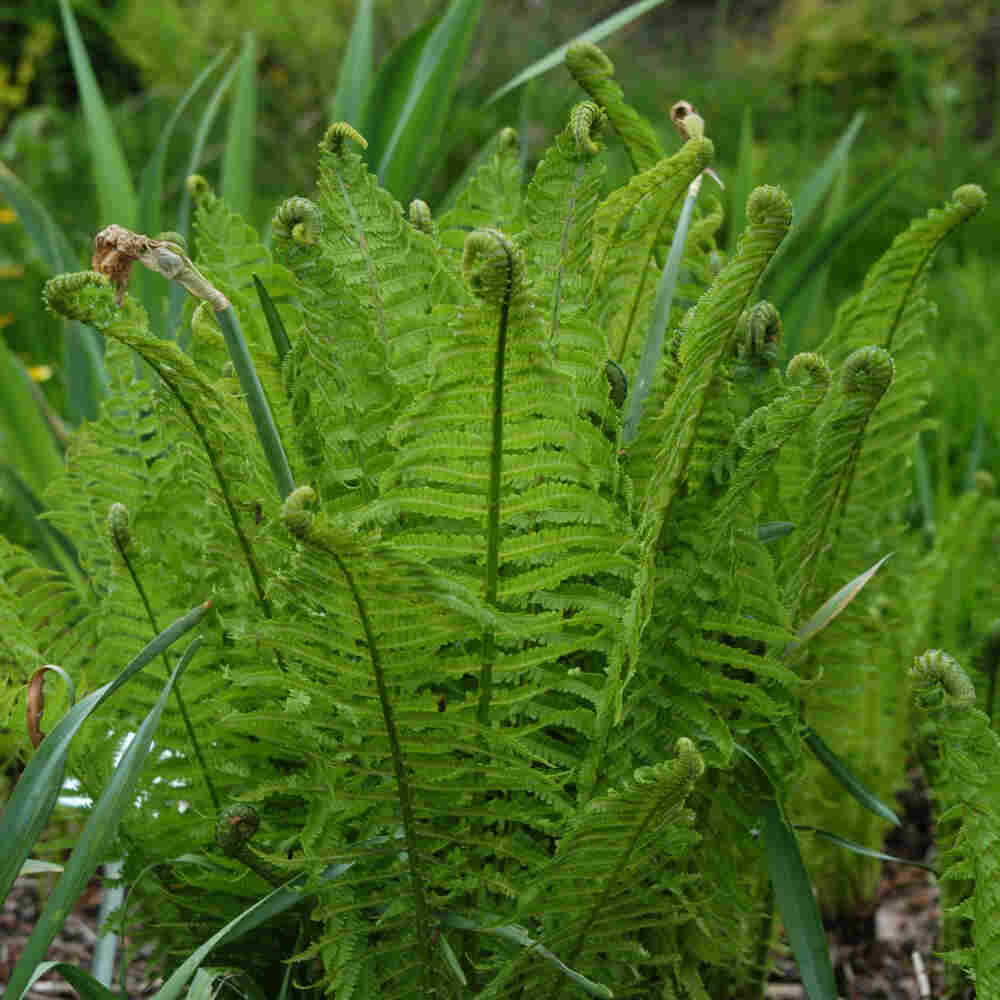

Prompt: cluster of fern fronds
[{"left": 2, "top": 41, "right": 990, "bottom": 998}]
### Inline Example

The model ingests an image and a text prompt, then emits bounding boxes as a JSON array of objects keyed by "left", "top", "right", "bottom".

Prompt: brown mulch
[{"left": 1, "top": 764, "right": 967, "bottom": 999}]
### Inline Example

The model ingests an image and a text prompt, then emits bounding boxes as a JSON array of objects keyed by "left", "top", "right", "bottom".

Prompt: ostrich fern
[{"left": 3, "top": 45, "right": 989, "bottom": 998}]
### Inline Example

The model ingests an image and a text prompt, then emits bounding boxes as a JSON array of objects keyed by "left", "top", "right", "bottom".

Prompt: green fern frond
[
  {"left": 438, "top": 127, "right": 524, "bottom": 257},
  {"left": 912, "top": 650, "right": 1000, "bottom": 995},
  {"left": 591, "top": 135, "right": 714, "bottom": 364},
  {"left": 564, "top": 42, "right": 664, "bottom": 174}
]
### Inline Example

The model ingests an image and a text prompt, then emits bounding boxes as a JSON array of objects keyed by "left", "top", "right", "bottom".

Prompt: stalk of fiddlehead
[
  {"left": 107, "top": 502, "right": 220, "bottom": 810},
  {"left": 462, "top": 229, "right": 520, "bottom": 728}
]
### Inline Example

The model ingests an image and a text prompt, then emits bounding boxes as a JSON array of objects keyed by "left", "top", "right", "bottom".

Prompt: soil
[{"left": 0, "top": 763, "right": 971, "bottom": 999}]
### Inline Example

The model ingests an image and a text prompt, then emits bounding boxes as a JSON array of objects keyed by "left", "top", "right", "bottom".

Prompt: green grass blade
[
  {"left": 135, "top": 48, "right": 230, "bottom": 338},
  {"left": 794, "top": 826, "right": 934, "bottom": 872},
  {"left": 138, "top": 49, "right": 231, "bottom": 241},
  {"left": 19, "top": 964, "right": 119, "bottom": 1000},
  {"left": 787, "top": 552, "right": 893, "bottom": 654},
  {"left": 0, "top": 464, "right": 88, "bottom": 591},
  {"left": 0, "top": 343, "right": 63, "bottom": 493},
  {"left": 58, "top": 0, "right": 137, "bottom": 226},
  {"left": 623, "top": 174, "right": 701, "bottom": 443},
  {"left": 0, "top": 162, "right": 76, "bottom": 273},
  {"left": 763, "top": 111, "right": 865, "bottom": 283},
  {"left": 63, "top": 318, "right": 107, "bottom": 424},
  {"left": 769, "top": 167, "right": 902, "bottom": 319},
  {"left": 188, "top": 969, "right": 269, "bottom": 1000},
  {"left": 791, "top": 111, "right": 865, "bottom": 236},
  {"left": 330, "top": 0, "right": 375, "bottom": 126},
  {"left": 727, "top": 105, "right": 754, "bottom": 256},
  {"left": 0, "top": 601, "right": 211, "bottom": 905},
  {"left": 168, "top": 59, "right": 240, "bottom": 337},
  {"left": 359, "top": 19, "right": 436, "bottom": 157},
  {"left": 759, "top": 798, "right": 837, "bottom": 1000},
  {"left": 220, "top": 33, "right": 257, "bottom": 222},
  {"left": 484, "top": 0, "right": 671, "bottom": 106},
  {"left": 0, "top": 162, "right": 107, "bottom": 420},
  {"left": 5, "top": 638, "right": 202, "bottom": 1000},
  {"left": 757, "top": 521, "right": 795, "bottom": 543},
  {"left": 252, "top": 274, "right": 292, "bottom": 362},
  {"left": 802, "top": 725, "right": 901, "bottom": 825},
  {"left": 376, "top": 0, "right": 484, "bottom": 200}
]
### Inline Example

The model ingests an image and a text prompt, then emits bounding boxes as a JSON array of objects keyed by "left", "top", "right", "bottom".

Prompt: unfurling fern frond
[{"left": 912, "top": 650, "right": 1000, "bottom": 996}]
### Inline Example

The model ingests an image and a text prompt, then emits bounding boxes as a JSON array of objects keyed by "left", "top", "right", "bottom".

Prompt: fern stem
[
  {"left": 474, "top": 229, "right": 516, "bottom": 729},
  {"left": 109, "top": 509, "right": 220, "bottom": 811},
  {"left": 281, "top": 487, "right": 436, "bottom": 983},
  {"left": 142, "top": 354, "right": 275, "bottom": 620}
]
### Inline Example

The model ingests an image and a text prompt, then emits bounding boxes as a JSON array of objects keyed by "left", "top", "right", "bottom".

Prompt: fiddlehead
[
  {"left": 408, "top": 198, "right": 435, "bottom": 235},
  {"left": 216, "top": 804, "right": 286, "bottom": 885},
  {"left": 565, "top": 41, "right": 663, "bottom": 173},
  {"left": 320, "top": 120, "right": 368, "bottom": 155},
  {"left": 911, "top": 649, "right": 976, "bottom": 709},
  {"left": 273, "top": 196, "right": 323, "bottom": 245},
  {"left": 784, "top": 346, "right": 894, "bottom": 622}
]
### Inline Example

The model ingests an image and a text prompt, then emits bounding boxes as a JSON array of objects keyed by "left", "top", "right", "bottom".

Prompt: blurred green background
[{"left": 1, "top": 0, "right": 997, "bottom": 534}]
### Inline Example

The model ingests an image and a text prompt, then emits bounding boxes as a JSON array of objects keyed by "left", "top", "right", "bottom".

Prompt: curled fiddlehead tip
[
  {"left": 273, "top": 196, "right": 323, "bottom": 245},
  {"left": 186, "top": 174, "right": 213, "bottom": 199},
  {"left": 569, "top": 100, "right": 607, "bottom": 157},
  {"left": 737, "top": 300, "right": 783, "bottom": 366},
  {"left": 321, "top": 121, "right": 368, "bottom": 155},
  {"left": 107, "top": 502, "right": 133, "bottom": 552},
  {"left": 216, "top": 803, "right": 260, "bottom": 852},
  {"left": 786, "top": 351, "right": 832, "bottom": 386},
  {"left": 498, "top": 126, "right": 520, "bottom": 154},
  {"left": 462, "top": 228, "right": 521, "bottom": 305},
  {"left": 565, "top": 40, "right": 614, "bottom": 79},
  {"left": 841, "top": 345, "right": 894, "bottom": 402},
  {"left": 43, "top": 271, "right": 116, "bottom": 325},
  {"left": 747, "top": 185, "right": 793, "bottom": 228},
  {"left": 952, "top": 183, "right": 986, "bottom": 212},
  {"left": 604, "top": 360, "right": 628, "bottom": 409},
  {"left": 670, "top": 100, "right": 704, "bottom": 141},
  {"left": 674, "top": 736, "right": 705, "bottom": 782},
  {"left": 911, "top": 649, "right": 977, "bottom": 709},
  {"left": 282, "top": 484, "right": 317, "bottom": 538},
  {"left": 409, "top": 198, "right": 434, "bottom": 234}
]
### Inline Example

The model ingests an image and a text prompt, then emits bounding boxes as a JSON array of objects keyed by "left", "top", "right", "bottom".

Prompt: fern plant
[{"left": 4, "top": 44, "right": 988, "bottom": 998}]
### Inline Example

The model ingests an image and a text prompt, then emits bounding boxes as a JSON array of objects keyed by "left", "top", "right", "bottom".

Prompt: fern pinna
[{"left": 18, "top": 44, "right": 987, "bottom": 999}]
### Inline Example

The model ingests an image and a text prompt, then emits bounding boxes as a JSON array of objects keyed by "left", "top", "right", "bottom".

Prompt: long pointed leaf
[
  {"left": 377, "top": 0, "right": 484, "bottom": 201},
  {"left": 759, "top": 798, "right": 837, "bottom": 1000},
  {"left": 794, "top": 826, "right": 934, "bottom": 872},
  {"left": 803, "top": 725, "right": 901, "bottom": 825},
  {"left": 169, "top": 59, "right": 240, "bottom": 338},
  {"left": 5, "top": 638, "right": 203, "bottom": 999},
  {"left": 358, "top": 19, "right": 437, "bottom": 154},
  {"left": 762, "top": 111, "right": 865, "bottom": 285},
  {"left": 220, "top": 33, "right": 257, "bottom": 221},
  {"left": 485, "top": 0, "right": 671, "bottom": 105},
  {"left": 770, "top": 167, "right": 902, "bottom": 317},
  {"left": 58, "top": 0, "right": 137, "bottom": 226},
  {"left": 0, "top": 162, "right": 76, "bottom": 273},
  {"left": 330, "top": 0, "right": 375, "bottom": 126},
  {"left": 19, "top": 963, "right": 119, "bottom": 1000},
  {"left": 787, "top": 552, "right": 893, "bottom": 654},
  {"left": 135, "top": 48, "right": 230, "bottom": 338},
  {"left": 0, "top": 601, "right": 211, "bottom": 904}
]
